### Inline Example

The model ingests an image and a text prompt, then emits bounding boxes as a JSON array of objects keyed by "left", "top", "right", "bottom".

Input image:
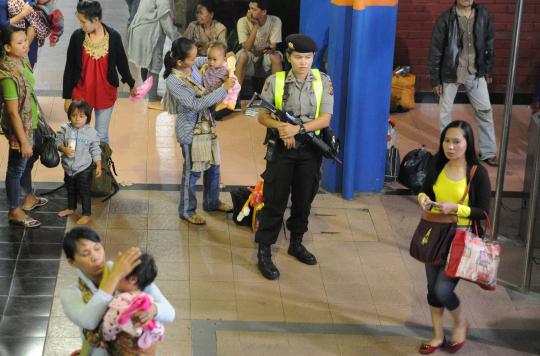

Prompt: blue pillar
[
  {"left": 299, "top": 0, "right": 332, "bottom": 70},
  {"left": 323, "top": 5, "right": 352, "bottom": 193},
  {"left": 300, "top": 0, "right": 398, "bottom": 198},
  {"left": 343, "top": 3, "right": 398, "bottom": 196}
]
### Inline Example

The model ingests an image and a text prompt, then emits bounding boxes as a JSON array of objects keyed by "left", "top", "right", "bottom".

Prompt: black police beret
[{"left": 285, "top": 34, "right": 318, "bottom": 53}]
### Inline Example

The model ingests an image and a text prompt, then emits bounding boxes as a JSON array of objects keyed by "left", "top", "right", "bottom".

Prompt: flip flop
[
  {"left": 216, "top": 203, "right": 233, "bottom": 213},
  {"left": 22, "top": 197, "right": 48, "bottom": 211},
  {"left": 181, "top": 214, "right": 206, "bottom": 225},
  {"left": 9, "top": 217, "right": 41, "bottom": 228}
]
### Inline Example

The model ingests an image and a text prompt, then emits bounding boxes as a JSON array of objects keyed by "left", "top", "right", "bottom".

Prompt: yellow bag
[{"left": 391, "top": 74, "right": 416, "bottom": 110}]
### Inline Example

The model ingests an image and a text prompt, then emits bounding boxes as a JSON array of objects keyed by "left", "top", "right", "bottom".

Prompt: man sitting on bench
[{"left": 235, "top": 0, "right": 282, "bottom": 90}]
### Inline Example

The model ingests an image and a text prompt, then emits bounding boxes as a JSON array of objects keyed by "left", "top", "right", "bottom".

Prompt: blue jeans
[
  {"left": 425, "top": 264, "right": 460, "bottom": 310},
  {"left": 28, "top": 38, "right": 38, "bottom": 68},
  {"left": 94, "top": 107, "right": 114, "bottom": 144},
  {"left": 5, "top": 148, "right": 39, "bottom": 209},
  {"left": 178, "top": 144, "right": 221, "bottom": 218}
]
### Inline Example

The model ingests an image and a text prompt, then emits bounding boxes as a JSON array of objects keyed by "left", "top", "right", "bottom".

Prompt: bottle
[{"left": 67, "top": 131, "right": 77, "bottom": 151}]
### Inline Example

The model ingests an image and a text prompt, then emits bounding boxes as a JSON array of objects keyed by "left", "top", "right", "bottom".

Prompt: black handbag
[{"left": 34, "top": 112, "right": 60, "bottom": 168}]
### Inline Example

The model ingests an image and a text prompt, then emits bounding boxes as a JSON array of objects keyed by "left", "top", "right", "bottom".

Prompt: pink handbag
[{"left": 444, "top": 212, "right": 501, "bottom": 290}]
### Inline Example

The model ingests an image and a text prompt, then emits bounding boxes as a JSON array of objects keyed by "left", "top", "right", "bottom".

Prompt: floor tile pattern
[
  {"left": 0, "top": 189, "right": 68, "bottom": 355},
  {"left": 37, "top": 190, "right": 540, "bottom": 356}
]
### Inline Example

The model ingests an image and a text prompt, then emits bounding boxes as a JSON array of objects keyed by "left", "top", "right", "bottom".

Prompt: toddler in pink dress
[
  {"left": 201, "top": 41, "right": 241, "bottom": 120},
  {"left": 102, "top": 254, "right": 164, "bottom": 355}
]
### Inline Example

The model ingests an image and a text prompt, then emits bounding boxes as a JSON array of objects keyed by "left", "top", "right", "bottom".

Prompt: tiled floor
[
  {"left": 0, "top": 97, "right": 267, "bottom": 187},
  {"left": 0, "top": 190, "right": 67, "bottom": 355},
  {"left": 0, "top": 100, "right": 533, "bottom": 191},
  {"left": 35, "top": 190, "right": 540, "bottom": 356}
]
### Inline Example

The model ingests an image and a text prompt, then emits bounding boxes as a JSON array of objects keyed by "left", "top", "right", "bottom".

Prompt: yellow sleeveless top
[{"left": 432, "top": 169, "right": 471, "bottom": 226}]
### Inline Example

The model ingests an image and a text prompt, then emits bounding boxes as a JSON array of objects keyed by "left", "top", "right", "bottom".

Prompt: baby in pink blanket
[
  {"left": 102, "top": 254, "right": 164, "bottom": 355},
  {"left": 202, "top": 41, "right": 241, "bottom": 119}
]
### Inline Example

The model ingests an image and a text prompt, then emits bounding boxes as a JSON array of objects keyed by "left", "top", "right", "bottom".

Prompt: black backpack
[{"left": 90, "top": 141, "right": 119, "bottom": 201}]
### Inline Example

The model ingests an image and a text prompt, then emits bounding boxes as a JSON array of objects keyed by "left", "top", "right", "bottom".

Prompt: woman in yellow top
[
  {"left": 417, "top": 120, "right": 491, "bottom": 354},
  {"left": 0, "top": 25, "right": 48, "bottom": 228}
]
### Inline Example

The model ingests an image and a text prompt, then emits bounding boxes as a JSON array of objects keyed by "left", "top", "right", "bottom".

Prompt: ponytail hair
[
  {"left": 0, "top": 25, "right": 26, "bottom": 58},
  {"left": 163, "top": 51, "right": 175, "bottom": 79},
  {"left": 163, "top": 37, "right": 196, "bottom": 79}
]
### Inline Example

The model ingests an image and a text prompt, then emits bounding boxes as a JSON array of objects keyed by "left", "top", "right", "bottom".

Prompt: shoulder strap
[
  {"left": 98, "top": 264, "right": 110, "bottom": 289},
  {"left": 79, "top": 263, "right": 110, "bottom": 356},
  {"left": 458, "top": 165, "right": 477, "bottom": 204},
  {"left": 274, "top": 71, "right": 286, "bottom": 111}
]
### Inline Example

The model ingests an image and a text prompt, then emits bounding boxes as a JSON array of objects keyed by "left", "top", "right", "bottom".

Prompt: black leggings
[
  {"left": 425, "top": 264, "right": 460, "bottom": 310},
  {"left": 65, "top": 165, "right": 93, "bottom": 216}
]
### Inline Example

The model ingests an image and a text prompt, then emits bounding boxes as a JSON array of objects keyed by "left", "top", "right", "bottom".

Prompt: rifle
[{"left": 247, "top": 92, "right": 342, "bottom": 164}]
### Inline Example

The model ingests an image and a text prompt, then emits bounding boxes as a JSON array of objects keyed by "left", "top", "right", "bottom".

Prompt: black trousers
[
  {"left": 65, "top": 165, "right": 93, "bottom": 216},
  {"left": 255, "top": 144, "right": 322, "bottom": 246}
]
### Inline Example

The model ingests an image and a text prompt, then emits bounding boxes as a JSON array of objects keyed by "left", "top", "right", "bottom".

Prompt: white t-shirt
[{"left": 237, "top": 15, "right": 282, "bottom": 52}]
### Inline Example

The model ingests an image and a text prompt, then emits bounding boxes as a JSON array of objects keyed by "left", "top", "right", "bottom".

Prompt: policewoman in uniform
[{"left": 255, "top": 34, "right": 334, "bottom": 280}]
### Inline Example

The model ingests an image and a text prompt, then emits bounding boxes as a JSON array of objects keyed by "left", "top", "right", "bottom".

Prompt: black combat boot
[
  {"left": 288, "top": 237, "right": 317, "bottom": 265},
  {"left": 257, "top": 244, "right": 280, "bottom": 280}
]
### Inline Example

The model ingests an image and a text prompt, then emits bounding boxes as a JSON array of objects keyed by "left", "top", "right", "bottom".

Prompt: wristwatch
[{"left": 299, "top": 122, "right": 306, "bottom": 135}]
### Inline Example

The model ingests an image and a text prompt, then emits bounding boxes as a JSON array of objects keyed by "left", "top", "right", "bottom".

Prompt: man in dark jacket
[{"left": 429, "top": 0, "right": 498, "bottom": 167}]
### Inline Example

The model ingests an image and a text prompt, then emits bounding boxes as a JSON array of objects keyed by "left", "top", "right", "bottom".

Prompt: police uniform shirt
[{"left": 261, "top": 70, "right": 334, "bottom": 123}]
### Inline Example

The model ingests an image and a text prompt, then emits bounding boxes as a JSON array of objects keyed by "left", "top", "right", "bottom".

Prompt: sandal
[
  {"left": 181, "top": 214, "right": 206, "bottom": 225},
  {"left": 9, "top": 217, "right": 41, "bottom": 228},
  {"left": 216, "top": 203, "right": 233, "bottom": 213},
  {"left": 22, "top": 197, "right": 48, "bottom": 211}
]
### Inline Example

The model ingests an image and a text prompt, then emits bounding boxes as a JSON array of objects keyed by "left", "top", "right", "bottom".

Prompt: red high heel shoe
[
  {"left": 418, "top": 337, "right": 446, "bottom": 354},
  {"left": 447, "top": 323, "right": 470, "bottom": 353}
]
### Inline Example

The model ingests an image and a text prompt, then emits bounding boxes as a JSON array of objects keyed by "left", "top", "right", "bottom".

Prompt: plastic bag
[
  {"left": 398, "top": 147, "right": 432, "bottom": 194},
  {"left": 129, "top": 76, "right": 153, "bottom": 102},
  {"left": 391, "top": 69, "right": 415, "bottom": 111}
]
